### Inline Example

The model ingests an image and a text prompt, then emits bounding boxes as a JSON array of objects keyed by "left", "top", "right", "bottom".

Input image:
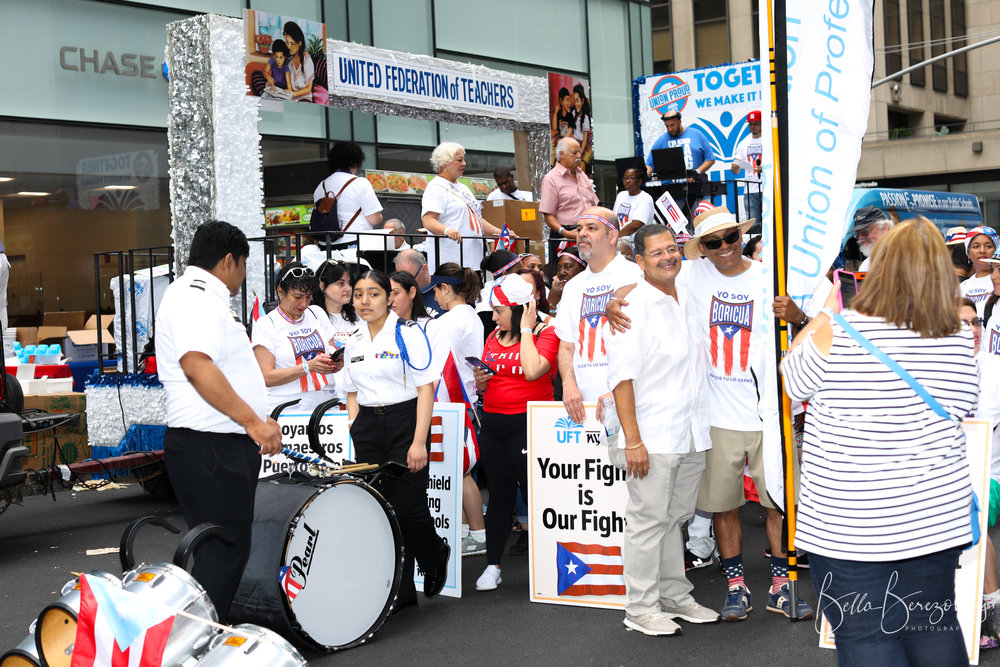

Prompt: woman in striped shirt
[{"left": 781, "top": 217, "right": 977, "bottom": 665}]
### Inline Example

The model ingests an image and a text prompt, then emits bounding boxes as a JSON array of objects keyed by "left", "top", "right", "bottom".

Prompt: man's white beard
[{"left": 859, "top": 240, "right": 874, "bottom": 258}]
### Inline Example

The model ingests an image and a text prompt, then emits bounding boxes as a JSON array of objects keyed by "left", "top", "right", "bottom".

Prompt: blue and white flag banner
[
  {"left": 327, "top": 40, "right": 547, "bottom": 124},
  {"left": 785, "top": 1, "right": 874, "bottom": 307}
]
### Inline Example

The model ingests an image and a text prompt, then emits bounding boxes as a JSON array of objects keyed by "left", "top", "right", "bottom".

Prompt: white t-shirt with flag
[
  {"left": 677, "top": 258, "right": 766, "bottom": 431},
  {"left": 612, "top": 190, "right": 655, "bottom": 230},
  {"left": 421, "top": 177, "right": 486, "bottom": 270},
  {"left": 251, "top": 306, "right": 337, "bottom": 413},
  {"left": 733, "top": 134, "right": 763, "bottom": 192},
  {"left": 961, "top": 274, "right": 993, "bottom": 319},
  {"left": 554, "top": 254, "right": 643, "bottom": 401}
]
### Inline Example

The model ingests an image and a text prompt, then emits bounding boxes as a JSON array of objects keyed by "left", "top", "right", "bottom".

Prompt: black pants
[
  {"left": 350, "top": 399, "right": 447, "bottom": 600},
  {"left": 480, "top": 412, "right": 528, "bottom": 565},
  {"left": 163, "top": 427, "right": 260, "bottom": 622}
]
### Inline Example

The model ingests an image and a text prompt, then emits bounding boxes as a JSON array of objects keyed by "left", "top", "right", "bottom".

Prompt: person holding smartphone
[{"left": 472, "top": 274, "right": 559, "bottom": 591}]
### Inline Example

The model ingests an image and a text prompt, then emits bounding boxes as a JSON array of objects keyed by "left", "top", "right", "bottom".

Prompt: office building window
[
  {"left": 694, "top": 0, "right": 729, "bottom": 67},
  {"left": 930, "top": 0, "right": 947, "bottom": 92},
  {"left": 651, "top": 2, "right": 672, "bottom": 73},
  {"left": 884, "top": 0, "right": 902, "bottom": 76},
  {"left": 752, "top": 0, "right": 760, "bottom": 60},
  {"left": 951, "top": 0, "right": 967, "bottom": 97},
  {"left": 907, "top": 0, "right": 925, "bottom": 87}
]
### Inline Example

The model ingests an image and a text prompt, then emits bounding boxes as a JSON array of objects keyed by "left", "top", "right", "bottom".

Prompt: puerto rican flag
[
  {"left": 493, "top": 223, "right": 514, "bottom": 252},
  {"left": 577, "top": 291, "right": 611, "bottom": 362},
  {"left": 655, "top": 189, "right": 688, "bottom": 235},
  {"left": 709, "top": 296, "right": 753, "bottom": 376},
  {"left": 429, "top": 415, "right": 445, "bottom": 463},
  {"left": 251, "top": 295, "right": 261, "bottom": 322},
  {"left": 71, "top": 574, "right": 175, "bottom": 667},
  {"left": 436, "top": 352, "right": 479, "bottom": 475},
  {"left": 556, "top": 542, "right": 625, "bottom": 596}
]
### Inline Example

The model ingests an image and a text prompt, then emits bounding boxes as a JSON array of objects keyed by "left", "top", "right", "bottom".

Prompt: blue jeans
[
  {"left": 809, "top": 547, "right": 967, "bottom": 667},
  {"left": 745, "top": 191, "right": 762, "bottom": 226}
]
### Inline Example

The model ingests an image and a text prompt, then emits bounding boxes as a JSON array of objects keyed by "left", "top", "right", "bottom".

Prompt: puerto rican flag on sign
[
  {"left": 556, "top": 542, "right": 625, "bottom": 596},
  {"left": 655, "top": 189, "right": 688, "bottom": 235},
  {"left": 71, "top": 574, "right": 175, "bottom": 667}
]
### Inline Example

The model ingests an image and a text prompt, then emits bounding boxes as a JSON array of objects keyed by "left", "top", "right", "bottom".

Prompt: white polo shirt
[
  {"left": 156, "top": 266, "right": 267, "bottom": 434},
  {"left": 341, "top": 311, "right": 439, "bottom": 406},
  {"left": 605, "top": 278, "right": 710, "bottom": 454}
]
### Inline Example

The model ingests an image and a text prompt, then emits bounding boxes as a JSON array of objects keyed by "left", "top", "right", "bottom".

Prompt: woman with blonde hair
[{"left": 781, "top": 216, "right": 978, "bottom": 665}]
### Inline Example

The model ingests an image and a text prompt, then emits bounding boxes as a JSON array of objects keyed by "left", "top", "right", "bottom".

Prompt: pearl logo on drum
[{"left": 285, "top": 522, "right": 320, "bottom": 599}]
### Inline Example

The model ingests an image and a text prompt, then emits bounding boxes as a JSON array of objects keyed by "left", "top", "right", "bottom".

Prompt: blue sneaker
[
  {"left": 721, "top": 585, "right": 752, "bottom": 622},
  {"left": 766, "top": 583, "right": 814, "bottom": 620}
]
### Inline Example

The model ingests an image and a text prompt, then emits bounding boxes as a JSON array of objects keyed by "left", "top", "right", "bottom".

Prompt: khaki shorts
[{"left": 697, "top": 427, "right": 776, "bottom": 512}]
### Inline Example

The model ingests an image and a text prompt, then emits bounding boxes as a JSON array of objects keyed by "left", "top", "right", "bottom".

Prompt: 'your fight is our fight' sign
[
  {"left": 528, "top": 402, "right": 628, "bottom": 609},
  {"left": 274, "top": 403, "right": 466, "bottom": 597}
]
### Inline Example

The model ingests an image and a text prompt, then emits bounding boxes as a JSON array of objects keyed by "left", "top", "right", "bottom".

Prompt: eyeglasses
[
  {"left": 280, "top": 266, "right": 314, "bottom": 281},
  {"left": 962, "top": 317, "right": 983, "bottom": 328},
  {"left": 701, "top": 229, "right": 741, "bottom": 251}
]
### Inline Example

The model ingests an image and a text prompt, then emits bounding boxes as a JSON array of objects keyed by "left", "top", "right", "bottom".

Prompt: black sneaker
[
  {"left": 684, "top": 549, "right": 714, "bottom": 571},
  {"left": 509, "top": 531, "right": 529, "bottom": 555}
]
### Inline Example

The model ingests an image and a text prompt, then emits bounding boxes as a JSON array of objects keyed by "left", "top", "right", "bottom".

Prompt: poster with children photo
[
  {"left": 244, "top": 10, "right": 328, "bottom": 105},
  {"left": 548, "top": 73, "right": 594, "bottom": 170}
]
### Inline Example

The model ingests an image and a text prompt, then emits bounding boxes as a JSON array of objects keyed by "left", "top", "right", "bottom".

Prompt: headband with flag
[
  {"left": 578, "top": 212, "right": 619, "bottom": 232},
  {"left": 494, "top": 255, "right": 522, "bottom": 277},
  {"left": 558, "top": 251, "right": 587, "bottom": 268}
]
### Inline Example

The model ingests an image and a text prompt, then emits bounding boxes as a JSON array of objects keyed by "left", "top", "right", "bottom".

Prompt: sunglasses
[
  {"left": 962, "top": 317, "right": 983, "bottom": 328},
  {"left": 280, "top": 266, "right": 314, "bottom": 281},
  {"left": 701, "top": 229, "right": 741, "bottom": 251}
]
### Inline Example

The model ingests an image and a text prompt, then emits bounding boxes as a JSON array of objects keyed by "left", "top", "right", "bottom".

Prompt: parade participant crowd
[{"left": 155, "top": 130, "right": 998, "bottom": 665}]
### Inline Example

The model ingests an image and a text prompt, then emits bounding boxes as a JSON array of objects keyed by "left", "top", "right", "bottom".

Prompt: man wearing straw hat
[{"left": 678, "top": 207, "right": 812, "bottom": 622}]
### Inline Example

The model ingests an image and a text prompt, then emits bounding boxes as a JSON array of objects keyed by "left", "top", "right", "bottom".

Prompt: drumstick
[{"left": 280, "top": 447, "right": 378, "bottom": 474}]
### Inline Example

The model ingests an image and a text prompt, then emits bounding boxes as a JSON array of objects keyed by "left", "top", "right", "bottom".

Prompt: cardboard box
[
  {"left": 17, "top": 327, "right": 37, "bottom": 346},
  {"left": 43, "top": 311, "right": 87, "bottom": 330},
  {"left": 481, "top": 200, "right": 546, "bottom": 258},
  {"left": 21, "top": 392, "right": 90, "bottom": 469},
  {"left": 64, "top": 315, "right": 114, "bottom": 363}
]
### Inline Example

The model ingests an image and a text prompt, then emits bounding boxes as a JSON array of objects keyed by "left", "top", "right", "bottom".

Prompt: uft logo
[{"left": 555, "top": 416, "right": 583, "bottom": 444}]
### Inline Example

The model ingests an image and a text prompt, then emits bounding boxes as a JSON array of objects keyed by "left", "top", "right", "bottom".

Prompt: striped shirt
[{"left": 780, "top": 311, "right": 977, "bottom": 561}]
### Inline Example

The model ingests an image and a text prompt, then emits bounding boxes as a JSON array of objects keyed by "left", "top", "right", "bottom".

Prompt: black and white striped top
[{"left": 781, "top": 311, "right": 978, "bottom": 561}]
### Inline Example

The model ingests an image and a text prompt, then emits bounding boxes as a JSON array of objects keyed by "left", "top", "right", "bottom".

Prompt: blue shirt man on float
[{"left": 645, "top": 110, "right": 716, "bottom": 179}]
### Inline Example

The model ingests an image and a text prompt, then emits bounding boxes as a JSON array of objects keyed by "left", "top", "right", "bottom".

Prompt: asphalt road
[{"left": 1, "top": 483, "right": 998, "bottom": 666}]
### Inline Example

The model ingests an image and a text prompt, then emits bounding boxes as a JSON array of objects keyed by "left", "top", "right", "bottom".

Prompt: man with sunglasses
[
  {"left": 678, "top": 207, "right": 812, "bottom": 622},
  {"left": 156, "top": 220, "right": 282, "bottom": 621}
]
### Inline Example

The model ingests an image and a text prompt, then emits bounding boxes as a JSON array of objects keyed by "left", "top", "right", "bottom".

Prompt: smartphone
[
  {"left": 466, "top": 356, "right": 496, "bottom": 375},
  {"left": 332, "top": 347, "right": 346, "bottom": 362},
  {"left": 833, "top": 269, "right": 863, "bottom": 309}
]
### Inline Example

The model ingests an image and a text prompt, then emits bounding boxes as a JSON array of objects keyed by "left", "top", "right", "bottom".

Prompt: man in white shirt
[
  {"left": 678, "top": 208, "right": 812, "bottom": 622},
  {"left": 730, "top": 111, "right": 763, "bottom": 228},
  {"left": 554, "top": 207, "right": 642, "bottom": 423},
  {"left": 312, "top": 141, "right": 383, "bottom": 248},
  {"left": 606, "top": 224, "right": 718, "bottom": 636},
  {"left": 156, "top": 220, "right": 282, "bottom": 621},
  {"left": 486, "top": 166, "right": 534, "bottom": 202}
]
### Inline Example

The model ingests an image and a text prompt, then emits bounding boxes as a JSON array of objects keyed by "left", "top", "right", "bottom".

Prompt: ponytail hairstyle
[{"left": 434, "top": 262, "right": 482, "bottom": 306}]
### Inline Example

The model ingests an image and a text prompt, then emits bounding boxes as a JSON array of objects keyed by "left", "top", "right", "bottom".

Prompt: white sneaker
[
  {"left": 662, "top": 600, "right": 720, "bottom": 624},
  {"left": 623, "top": 610, "right": 682, "bottom": 636},
  {"left": 476, "top": 565, "right": 502, "bottom": 591},
  {"left": 462, "top": 534, "right": 486, "bottom": 557}
]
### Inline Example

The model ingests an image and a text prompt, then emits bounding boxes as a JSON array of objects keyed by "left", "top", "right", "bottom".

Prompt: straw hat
[{"left": 684, "top": 207, "right": 755, "bottom": 260}]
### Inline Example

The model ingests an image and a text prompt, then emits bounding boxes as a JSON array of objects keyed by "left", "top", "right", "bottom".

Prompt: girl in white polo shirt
[{"left": 342, "top": 269, "right": 450, "bottom": 606}]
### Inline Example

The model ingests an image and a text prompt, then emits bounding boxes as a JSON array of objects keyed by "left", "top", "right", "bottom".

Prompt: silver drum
[
  {"left": 0, "top": 619, "right": 40, "bottom": 667},
  {"left": 194, "top": 624, "right": 306, "bottom": 666},
  {"left": 34, "top": 572, "right": 121, "bottom": 667},
  {"left": 121, "top": 563, "right": 218, "bottom": 666}
]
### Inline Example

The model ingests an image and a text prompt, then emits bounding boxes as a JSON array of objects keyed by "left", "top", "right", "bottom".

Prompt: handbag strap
[{"left": 831, "top": 312, "right": 952, "bottom": 421}]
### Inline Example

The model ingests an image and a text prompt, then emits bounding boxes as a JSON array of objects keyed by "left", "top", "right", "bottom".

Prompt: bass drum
[
  {"left": 193, "top": 624, "right": 306, "bottom": 667},
  {"left": 231, "top": 477, "right": 403, "bottom": 651}
]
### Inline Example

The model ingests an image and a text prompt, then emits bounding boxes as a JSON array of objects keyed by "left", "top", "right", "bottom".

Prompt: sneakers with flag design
[
  {"left": 476, "top": 565, "right": 502, "bottom": 591},
  {"left": 766, "top": 583, "right": 814, "bottom": 620},
  {"left": 721, "top": 584, "right": 752, "bottom": 622},
  {"left": 662, "top": 600, "right": 720, "bottom": 624},
  {"left": 462, "top": 534, "right": 486, "bottom": 557},
  {"left": 624, "top": 610, "right": 682, "bottom": 636}
]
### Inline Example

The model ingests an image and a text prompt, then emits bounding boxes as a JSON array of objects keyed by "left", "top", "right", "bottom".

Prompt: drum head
[{"left": 282, "top": 480, "right": 401, "bottom": 649}]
